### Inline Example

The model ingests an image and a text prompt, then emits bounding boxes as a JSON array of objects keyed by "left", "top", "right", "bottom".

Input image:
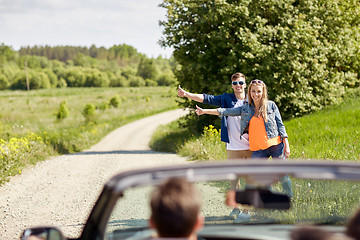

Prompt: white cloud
[{"left": 0, "top": 0, "right": 173, "bottom": 58}]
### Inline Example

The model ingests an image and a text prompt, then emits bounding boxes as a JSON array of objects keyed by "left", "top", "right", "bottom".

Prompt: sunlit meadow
[{"left": 0, "top": 86, "right": 178, "bottom": 185}]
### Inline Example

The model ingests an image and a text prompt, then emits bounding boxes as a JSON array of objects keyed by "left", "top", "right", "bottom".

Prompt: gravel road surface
[{"left": 0, "top": 109, "right": 192, "bottom": 239}]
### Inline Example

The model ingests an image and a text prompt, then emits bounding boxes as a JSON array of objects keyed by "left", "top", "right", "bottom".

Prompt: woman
[{"left": 195, "top": 80, "right": 292, "bottom": 197}]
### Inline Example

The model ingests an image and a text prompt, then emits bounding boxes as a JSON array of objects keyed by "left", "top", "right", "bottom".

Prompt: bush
[
  {"left": 109, "top": 75, "right": 129, "bottom": 87},
  {"left": 57, "top": 78, "right": 67, "bottom": 88},
  {"left": 64, "top": 67, "right": 86, "bottom": 87},
  {"left": 109, "top": 95, "right": 121, "bottom": 108},
  {"left": 145, "top": 78, "right": 158, "bottom": 86},
  {"left": 56, "top": 101, "right": 69, "bottom": 120},
  {"left": 129, "top": 75, "right": 146, "bottom": 87},
  {"left": 84, "top": 69, "right": 110, "bottom": 87},
  {"left": 43, "top": 69, "right": 58, "bottom": 87},
  {"left": 97, "top": 101, "right": 109, "bottom": 111},
  {"left": 0, "top": 133, "right": 51, "bottom": 185},
  {"left": 10, "top": 69, "right": 50, "bottom": 90},
  {"left": 157, "top": 73, "right": 176, "bottom": 86},
  {"left": 82, "top": 103, "right": 97, "bottom": 122},
  {"left": 29, "top": 71, "right": 51, "bottom": 89}
]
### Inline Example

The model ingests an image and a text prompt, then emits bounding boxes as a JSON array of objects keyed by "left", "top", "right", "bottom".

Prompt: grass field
[
  {"left": 0, "top": 86, "right": 178, "bottom": 185},
  {"left": 286, "top": 88, "right": 360, "bottom": 160},
  {"left": 0, "top": 87, "right": 177, "bottom": 135}
]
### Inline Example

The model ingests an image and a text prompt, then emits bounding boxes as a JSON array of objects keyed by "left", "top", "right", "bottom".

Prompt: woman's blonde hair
[{"left": 247, "top": 80, "right": 268, "bottom": 122}]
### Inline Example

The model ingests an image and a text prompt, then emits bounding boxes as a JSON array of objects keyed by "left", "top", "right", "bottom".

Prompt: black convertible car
[{"left": 21, "top": 160, "right": 360, "bottom": 240}]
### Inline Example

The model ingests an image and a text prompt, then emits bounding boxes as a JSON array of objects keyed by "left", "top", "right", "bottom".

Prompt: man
[
  {"left": 149, "top": 177, "right": 204, "bottom": 240},
  {"left": 178, "top": 72, "right": 251, "bottom": 222}
]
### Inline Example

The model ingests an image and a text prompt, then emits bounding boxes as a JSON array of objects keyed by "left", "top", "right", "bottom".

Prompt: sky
[{"left": 0, "top": 0, "right": 173, "bottom": 58}]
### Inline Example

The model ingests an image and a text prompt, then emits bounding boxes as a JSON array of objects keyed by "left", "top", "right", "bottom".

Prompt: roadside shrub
[
  {"left": 82, "top": 103, "right": 97, "bottom": 122},
  {"left": 56, "top": 101, "right": 69, "bottom": 120},
  {"left": 178, "top": 125, "right": 226, "bottom": 161},
  {"left": 109, "top": 95, "right": 121, "bottom": 108}
]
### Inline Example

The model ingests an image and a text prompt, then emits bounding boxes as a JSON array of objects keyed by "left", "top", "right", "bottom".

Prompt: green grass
[
  {"left": 286, "top": 88, "right": 360, "bottom": 160},
  {"left": 0, "top": 86, "right": 178, "bottom": 185}
]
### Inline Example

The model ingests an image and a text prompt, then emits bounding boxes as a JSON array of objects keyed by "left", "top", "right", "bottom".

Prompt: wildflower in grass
[{"left": 0, "top": 132, "right": 49, "bottom": 185}]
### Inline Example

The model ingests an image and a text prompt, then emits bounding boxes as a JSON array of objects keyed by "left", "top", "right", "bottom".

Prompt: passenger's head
[
  {"left": 231, "top": 72, "right": 246, "bottom": 93},
  {"left": 150, "top": 177, "right": 203, "bottom": 239},
  {"left": 290, "top": 225, "right": 334, "bottom": 240},
  {"left": 346, "top": 208, "right": 360, "bottom": 240},
  {"left": 248, "top": 79, "right": 268, "bottom": 121}
]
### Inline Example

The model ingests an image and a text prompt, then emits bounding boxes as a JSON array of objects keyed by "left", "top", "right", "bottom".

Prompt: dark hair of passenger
[{"left": 150, "top": 177, "right": 202, "bottom": 238}]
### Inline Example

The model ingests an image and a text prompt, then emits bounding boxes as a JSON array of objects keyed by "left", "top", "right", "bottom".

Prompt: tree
[
  {"left": 0, "top": 74, "right": 10, "bottom": 90},
  {"left": 137, "top": 58, "right": 158, "bottom": 80},
  {"left": 0, "top": 44, "right": 16, "bottom": 64},
  {"left": 160, "top": 0, "right": 360, "bottom": 120}
]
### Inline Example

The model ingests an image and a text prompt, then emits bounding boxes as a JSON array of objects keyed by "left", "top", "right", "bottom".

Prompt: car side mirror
[
  {"left": 21, "top": 227, "right": 66, "bottom": 240},
  {"left": 235, "top": 188, "right": 290, "bottom": 209}
]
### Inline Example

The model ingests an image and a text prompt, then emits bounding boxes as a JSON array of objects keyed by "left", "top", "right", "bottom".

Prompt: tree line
[
  {"left": 0, "top": 44, "right": 177, "bottom": 90},
  {"left": 160, "top": 0, "right": 360, "bottom": 129},
  {"left": 18, "top": 44, "right": 142, "bottom": 66}
]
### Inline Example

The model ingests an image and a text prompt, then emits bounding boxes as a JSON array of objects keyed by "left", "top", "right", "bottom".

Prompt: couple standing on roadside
[{"left": 178, "top": 72, "right": 292, "bottom": 223}]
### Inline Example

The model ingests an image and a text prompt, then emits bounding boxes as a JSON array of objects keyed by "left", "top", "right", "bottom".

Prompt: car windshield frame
[{"left": 81, "top": 160, "right": 360, "bottom": 240}]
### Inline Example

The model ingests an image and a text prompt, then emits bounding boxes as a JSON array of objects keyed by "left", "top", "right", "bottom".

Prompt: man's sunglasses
[
  {"left": 232, "top": 81, "right": 245, "bottom": 86},
  {"left": 251, "top": 80, "right": 263, "bottom": 84}
]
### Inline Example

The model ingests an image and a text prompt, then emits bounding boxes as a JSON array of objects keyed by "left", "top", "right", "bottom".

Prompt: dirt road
[{"left": 0, "top": 109, "right": 190, "bottom": 239}]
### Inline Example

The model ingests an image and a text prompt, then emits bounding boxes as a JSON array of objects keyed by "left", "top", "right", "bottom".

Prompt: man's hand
[{"left": 178, "top": 85, "right": 187, "bottom": 97}]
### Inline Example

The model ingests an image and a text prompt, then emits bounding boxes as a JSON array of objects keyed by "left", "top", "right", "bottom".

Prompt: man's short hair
[
  {"left": 346, "top": 208, "right": 360, "bottom": 240},
  {"left": 231, "top": 72, "right": 246, "bottom": 81},
  {"left": 150, "top": 177, "right": 202, "bottom": 238},
  {"left": 290, "top": 226, "right": 334, "bottom": 240}
]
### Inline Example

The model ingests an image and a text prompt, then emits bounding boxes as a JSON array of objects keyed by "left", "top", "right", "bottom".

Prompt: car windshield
[{"left": 104, "top": 175, "right": 360, "bottom": 240}]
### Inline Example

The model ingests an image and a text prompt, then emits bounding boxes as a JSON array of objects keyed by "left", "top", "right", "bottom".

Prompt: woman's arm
[
  {"left": 272, "top": 102, "right": 288, "bottom": 138},
  {"left": 283, "top": 137, "right": 290, "bottom": 159},
  {"left": 195, "top": 105, "right": 244, "bottom": 117},
  {"left": 195, "top": 105, "right": 220, "bottom": 115},
  {"left": 270, "top": 102, "right": 290, "bottom": 158},
  {"left": 217, "top": 107, "right": 243, "bottom": 117}
]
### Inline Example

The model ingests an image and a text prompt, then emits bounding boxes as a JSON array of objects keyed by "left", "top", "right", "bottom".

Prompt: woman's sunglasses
[
  {"left": 232, "top": 81, "right": 245, "bottom": 86},
  {"left": 251, "top": 80, "right": 263, "bottom": 84}
]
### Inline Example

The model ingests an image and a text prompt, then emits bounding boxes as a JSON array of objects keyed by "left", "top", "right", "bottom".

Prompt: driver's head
[
  {"left": 150, "top": 177, "right": 203, "bottom": 238},
  {"left": 346, "top": 208, "right": 360, "bottom": 240}
]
